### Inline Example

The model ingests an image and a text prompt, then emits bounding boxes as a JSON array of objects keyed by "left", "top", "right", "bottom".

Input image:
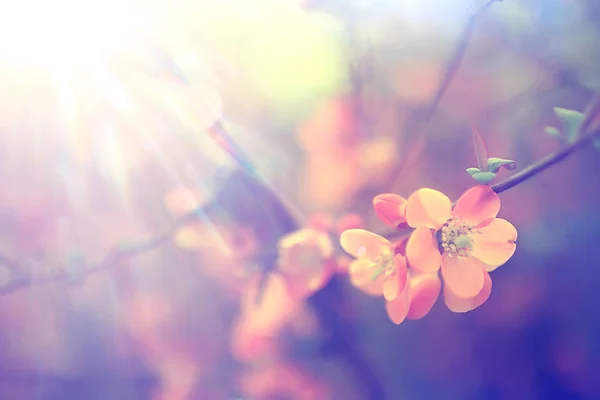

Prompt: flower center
[
  {"left": 437, "top": 218, "right": 478, "bottom": 257},
  {"left": 370, "top": 248, "right": 396, "bottom": 279}
]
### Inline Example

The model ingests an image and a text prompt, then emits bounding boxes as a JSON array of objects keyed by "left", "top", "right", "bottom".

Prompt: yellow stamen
[{"left": 437, "top": 218, "right": 478, "bottom": 257}]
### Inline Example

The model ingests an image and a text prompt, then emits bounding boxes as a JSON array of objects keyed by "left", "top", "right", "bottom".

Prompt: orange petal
[
  {"left": 444, "top": 270, "right": 492, "bottom": 313},
  {"left": 441, "top": 253, "right": 485, "bottom": 298},
  {"left": 373, "top": 193, "right": 408, "bottom": 228},
  {"left": 471, "top": 218, "right": 517, "bottom": 268},
  {"left": 407, "top": 273, "right": 441, "bottom": 319},
  {"left": 406, "top": 226, "right": 441, "bottom": 273},
  {"left": 385, "top": 287, "right": 410, "bottom": 325},
  {"left": 383, "top": 255, "right": 408, "bottom": 301},
  {"left": 340, "top": 229, "right": 391, "bottom": 260},
  {"left": 348, "top": 260, "right": 385, "bottom": 296},
  {"left": 452, "top": 185, "right": 501, "bottom": 226},
  {"left": 405, "top": 188, "right": 451, "bottom": 229}
]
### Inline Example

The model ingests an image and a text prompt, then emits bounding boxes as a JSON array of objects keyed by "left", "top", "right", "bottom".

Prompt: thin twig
[
  {"left": 382, "top": 96, "right": 600, "bottom": 240},
  {"left": 424, "top": 0, "right": 502, "bottom": 119},
  {"left": 0, "top": 212, "right": 196, "bottom": 296},
  {"left": 359, "top": 0, "right": 501, "bottom": 215},
  {"left": 492, "top": 125, "right": 600, "bottom": 194}
]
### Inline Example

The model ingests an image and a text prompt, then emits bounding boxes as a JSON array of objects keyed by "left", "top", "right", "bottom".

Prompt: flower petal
[
  {"left": 405, "top": 188, "right": 452, "bottom": 229},
  {"left": 373, "top": 193, "right": 408, "bottom": 228},
  {"left": 385, "top": 287, "right": 410, "bottom": 325},
  {"left": 441, "top": 253, "right": 485, "bottom": 298},
  {"left": 452, "top": 185, "right": 501, "bottom": 226},
  {"left": 383, "top": 255, "right": 408, "bottom": 301},
  {"left": 471, "top": 218, "right": 517, "bottom": 268},
  {"left": 444, "top": 270, "right": 492, "bottom": 313},
  {"left": 407, "top": 273, "right": 441, "bottom": 320},
  {"left": 406, "top": 226, "right": 441, "bottom": 273},
  {"left": 340, "top": 229, "right": 391, "bottom": 260},
  {"left": 348, "top": 260, "right": 385, "bottom": 296}
]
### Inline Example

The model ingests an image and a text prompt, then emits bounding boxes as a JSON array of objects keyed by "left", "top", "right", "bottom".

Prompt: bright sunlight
[{"left": 0, "top": 0, "right": 139, "bottom": 65}]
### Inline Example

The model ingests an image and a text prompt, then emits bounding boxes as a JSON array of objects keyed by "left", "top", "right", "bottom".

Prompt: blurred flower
[
  {"left": 277, "top": 228, "right": 336, "bottom": 299},
  {"left": 300, "top": 153, "right": 361, "bottom": 210},
  {"left": 297, "top": 96, "right": 360, "bottom": 153},
  {"left": 238, "top": 361, "right": 329, "bottom": 400},
  {"left": 230, "top": 316, "right": 282, "bottom": 363},
  {"left": 404, "top": 185, "right": 517, "bottom": 312},
  {"left": 240, "top": 273, "right": 299, "bottom": 336},
  {"left": 165, "top": 186, "right": 261, "bottom": 293},
  {"left": 358, "top": 136, "right": 399, "bottom": 185}
]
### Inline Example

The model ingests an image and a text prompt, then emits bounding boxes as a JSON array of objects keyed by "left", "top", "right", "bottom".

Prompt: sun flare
[{"left": 0, "top": 0, "right": 139, "bottom": 66}]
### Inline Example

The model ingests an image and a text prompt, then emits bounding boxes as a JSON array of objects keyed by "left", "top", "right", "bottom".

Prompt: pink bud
[{"left": 373, "top": 193, "right": 407, "bottom": 228}]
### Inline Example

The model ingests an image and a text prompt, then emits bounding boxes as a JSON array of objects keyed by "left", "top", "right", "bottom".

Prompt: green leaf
[
  {"left": 553, "top": 107, "right": 585, "bottom": 143},
  {"left": 487, "top": 158, "right": 517, "bottom": 173},
  {"left": 544, "top": 126, "right": 561, "bottom": 137},
  {"left": 470, "top": 171, "right": 497, "bottom": 184},
  {"left": 472, "top": 127, "right": 489, "bottom": 171},
  {"left": 466, "top": 167, "right": 481, "bottom": 176}
]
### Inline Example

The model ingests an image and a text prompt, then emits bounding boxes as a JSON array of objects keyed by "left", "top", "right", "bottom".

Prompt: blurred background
[{"left": 0, "top": 0, "right": 599, "bottom": 398}]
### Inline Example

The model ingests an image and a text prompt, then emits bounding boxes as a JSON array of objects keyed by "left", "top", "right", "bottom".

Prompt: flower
[
  {"left": 276, "top": 228, "right": 335, "bottom": 299},
  {"left": 404, "top": 185, "right": 517, "bottom": 312},
  {"left": 340, "top": 230, "right": 440, "bottom": 324},
  {"left": 373, "top": 193, "right": 409, "bottom": 229},
  {"left": 339, "top": 228, "right": 408, "bottom": 300}
]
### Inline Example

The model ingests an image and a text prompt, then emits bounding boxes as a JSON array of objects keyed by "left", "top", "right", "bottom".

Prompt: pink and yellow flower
[
  {"left": 339, "top": 229, "right": 407, "bottom": 298},
  {"left": 276, "top": 228, "right": 336, "bottom": 299},
  {"left": 341, "top": 185, "right": 517, "bottom": 323},
  {"left": 339, "top": 230, "right": 440, "bottom": 324},
  {"left": 404, "top": 185, "right": 517, "bottom": 312}
]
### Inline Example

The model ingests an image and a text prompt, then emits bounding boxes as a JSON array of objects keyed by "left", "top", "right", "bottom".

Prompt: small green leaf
[
  {"left": 487, "top": 158, "right": 517, "bottom": 173},
  {"left": 553, "top": 107, "right": 585, "bottom": 143},
  {"left": 466, "top": 167, "right": 481, "bottom": 176},
  {"left": 472, "top": 127, "right": 489, "bottom": 171},
  {"left": 544, "top": 126, "right": 561, "bottom": 137},
  {"left": 470, "top": 171, "right": 497, "bottom": 184}
]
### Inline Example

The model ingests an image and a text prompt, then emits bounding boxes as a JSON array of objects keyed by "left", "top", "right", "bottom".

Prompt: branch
[
  {"left": 424, "top": 0, "right": 502, "bottom": 119},
  {"left": 359, "top": 0, "right": 501, "bottom": 213},
  {"left": 492, "top": 126, "right": 600, "bottom": 194},
  {"left": 0, "top": 213, "right": 195, "bottom": 296}
]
